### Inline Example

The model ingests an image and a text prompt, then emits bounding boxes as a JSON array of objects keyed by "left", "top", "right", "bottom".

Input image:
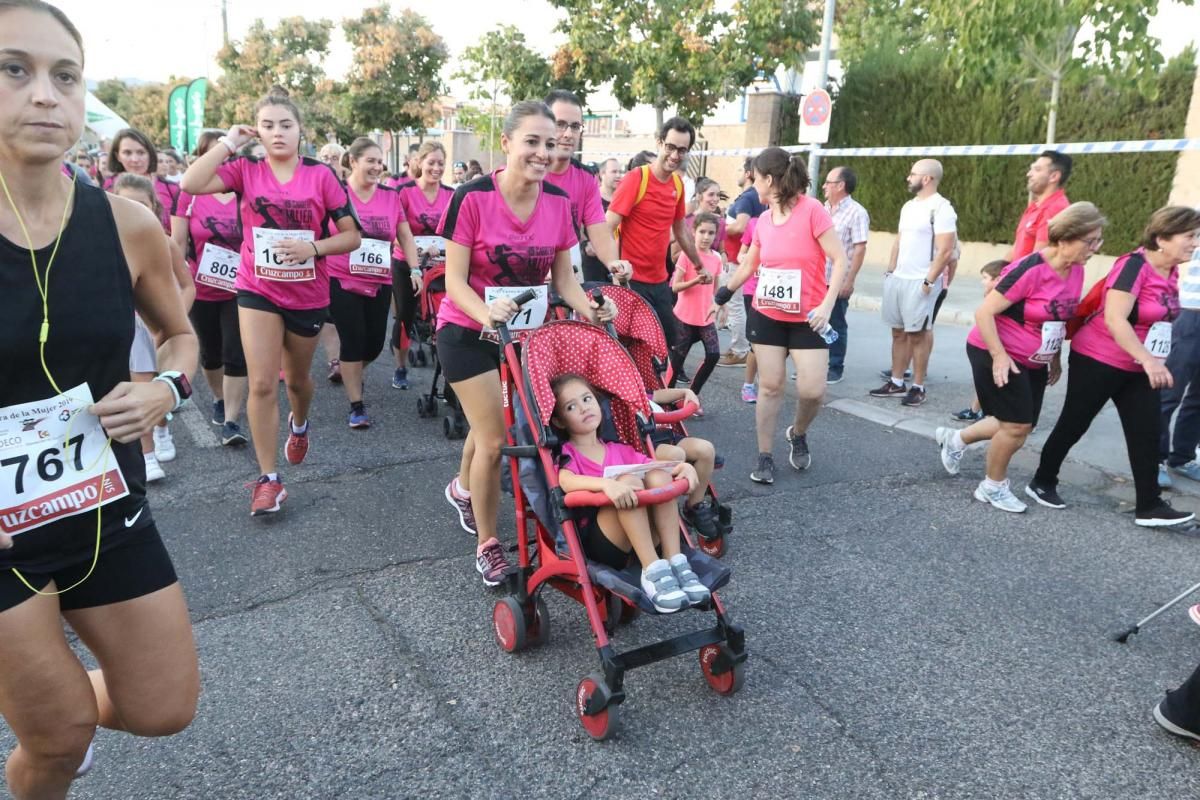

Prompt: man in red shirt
[
  {"left": 606, "top": 116, "right": 703, "bottom": 344},
  {"left": 1007, "top": 150, "right": 1072, "bottom": 261}
]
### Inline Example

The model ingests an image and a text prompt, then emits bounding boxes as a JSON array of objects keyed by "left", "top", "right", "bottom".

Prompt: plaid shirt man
[{"left": 824, "top": 194, "right": 870, "bottom": 281}]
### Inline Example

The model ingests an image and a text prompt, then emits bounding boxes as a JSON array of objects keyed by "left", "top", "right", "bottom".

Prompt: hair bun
[{"left": 267, "top": 85, "right": 290, "bottom": 100}]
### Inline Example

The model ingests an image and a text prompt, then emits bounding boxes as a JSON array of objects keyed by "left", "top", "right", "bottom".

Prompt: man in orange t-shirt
[
  {"left": 606, "top": 117, "right": 703, "bottom": 344},
  {"left": 1008, "top": 150, "right": 1072, "bottom": 261}
]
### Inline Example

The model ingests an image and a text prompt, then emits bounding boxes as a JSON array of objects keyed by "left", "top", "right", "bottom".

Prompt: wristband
[
  {"left": 922, "top": 279, "right": 933, "bottom": 287},
  {"left": 152, "top": 371, "right": 192, "bottom": 415},
  {"left": 311, "top": 242, "right": 320, "bottom": 257},
  {"left": 218, "top": 137, "right": 237, "bottom": 155},
  {"left": 714, "top": 286, "right": 734, "bottom": 306}
]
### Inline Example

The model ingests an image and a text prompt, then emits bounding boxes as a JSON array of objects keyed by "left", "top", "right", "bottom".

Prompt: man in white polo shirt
[
  {"left": 1159, "top": 236, "right": 1200, "bottom": 484},
  {"left": 869, "top": 159, "right": 957, "bottom": 406}
]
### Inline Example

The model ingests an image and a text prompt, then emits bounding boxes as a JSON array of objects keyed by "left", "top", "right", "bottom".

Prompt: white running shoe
[
  {"left": 75, "top": 742, "right": 94, "bottom": 778},
  {"left": 144, "top": 454, "right": 165, "bottom": 483},
  {"left": 973, "top": 479, "right": 1027, "bottom": 513},
  {"left": 153, "top": 425, "right": 176, "bottom": 462},
  {"left": 935, "top": 426, "right": 965, "bottom": 476}
]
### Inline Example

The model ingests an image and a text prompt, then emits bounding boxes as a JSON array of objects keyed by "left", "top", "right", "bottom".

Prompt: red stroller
[
  {"left": 494, "top": 310, "right": 745, "bottom": 740},
  {"left": 586, "top": 283, "right": 733, "bottom": 556},
  {"left": 413, "top": 263, "right": 468, "bottom": 439}
]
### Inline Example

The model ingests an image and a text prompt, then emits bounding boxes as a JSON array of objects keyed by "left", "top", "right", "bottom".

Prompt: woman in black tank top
[{"left": 0, "top": 4, "right": 200, "bottom": 794}]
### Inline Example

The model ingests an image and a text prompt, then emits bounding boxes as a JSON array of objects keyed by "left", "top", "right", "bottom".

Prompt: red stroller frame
[
  {"left": 494, "top": 311, "right": 746, "bottom": 740},
  {"left": 413, "top": 262, "right": 469, "bottom": 439},
  {"left": 586, "top": 283, "right": 733, "bottom": 557}
]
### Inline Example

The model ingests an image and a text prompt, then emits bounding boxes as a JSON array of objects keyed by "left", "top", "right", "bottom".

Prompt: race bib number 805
[{"left": 0, "top": 384, "right": 128, "bottom": 536}]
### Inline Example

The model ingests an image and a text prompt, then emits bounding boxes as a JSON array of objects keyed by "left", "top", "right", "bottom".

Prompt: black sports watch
[{"left": 153, "top": 370, "right": 193, "bottom": 414}]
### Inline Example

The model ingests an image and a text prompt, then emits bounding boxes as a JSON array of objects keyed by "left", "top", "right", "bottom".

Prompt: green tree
[
  {"left": 550, "top": 0, "right": 819, "bottom": 128},
  {"left": 454, "top": 104, "right": 503, "bottom": 152},
  {"left": 454, "top": 25, "right": 557, "bottom": 107},
  {"left": 923, "top": 0, "right": 1196, "bottom": 144},
  {"left": 214, "top": 16, "right": 336, "bottom": 136},
  {"left": 91, "top": 78, "right": 179, "bottom": 144},
  {"left": 342, "top": 5, "right": 449, "bottom": 136}
]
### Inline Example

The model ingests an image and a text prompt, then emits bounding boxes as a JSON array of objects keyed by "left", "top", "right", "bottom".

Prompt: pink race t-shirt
[
  {"left": 177, "top": 190, "right": 243, "bottom": 303},
  {"left": 1072, "top": 249, "right": 1181, "bottom": 372},
  {"left": 396, "top": 180, "right": 454, "bottom": 237},
  {"left": 750, "top": 196, "right": 834, "bottom": 321},
  {"left": 435, "top": 170, "right": 578, "bottom": 332},
  {"left": 673, "top": 250, "right": 722, "bottom": 327},
  {"left": 741, "top": 217, "right": 759, "bottom": 297},
  {"left": 326, "top": 184, "right": 404, "bottom": 294},
  {"left": 966, "top": 253, "right": 1083, "bottom": 369},
  {"left": 560, "top": 441, "right": 651, "bottom": 478},
  {"left": 544, "top": 159, "right": 606, "bottom": 232},
  {"left": 215, "top": 156, "right": 359, "bottom": 311}
]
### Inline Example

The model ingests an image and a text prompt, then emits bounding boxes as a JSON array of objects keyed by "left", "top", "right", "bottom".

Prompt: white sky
[{"left": 57, "top": 0, "right": 1200, "bottom": 126}]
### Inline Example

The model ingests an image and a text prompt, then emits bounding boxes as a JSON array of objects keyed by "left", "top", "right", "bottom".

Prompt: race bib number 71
[{"left": 0, "top": 384, "right": 128, "bottom": 536}]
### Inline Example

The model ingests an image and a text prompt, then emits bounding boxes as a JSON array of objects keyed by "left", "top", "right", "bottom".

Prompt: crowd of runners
[{"left": 3, "top": 0, "right": 1200, "bottom": 795}]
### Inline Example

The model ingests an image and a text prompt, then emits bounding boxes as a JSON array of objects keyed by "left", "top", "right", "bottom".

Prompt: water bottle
[{"left": 807, "top": 311, "right": 839, "bottom": 344}]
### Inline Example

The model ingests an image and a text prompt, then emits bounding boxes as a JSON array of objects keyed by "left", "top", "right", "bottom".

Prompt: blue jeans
[
  {"left": 1160, "top": 310, "right": 1200, "bottom": 466},
  {"left": 828, "top": 296, "right": 849, "bottom": 372}
]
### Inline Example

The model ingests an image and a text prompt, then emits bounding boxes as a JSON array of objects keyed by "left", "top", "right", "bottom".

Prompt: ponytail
[{"left": 752, "top": 147, "right": 810, "bottom": 207}]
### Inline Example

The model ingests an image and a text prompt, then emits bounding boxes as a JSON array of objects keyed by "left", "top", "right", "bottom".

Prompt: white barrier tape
[{"left": 584, "top": 138, "right": 1200, "bottom": 159}]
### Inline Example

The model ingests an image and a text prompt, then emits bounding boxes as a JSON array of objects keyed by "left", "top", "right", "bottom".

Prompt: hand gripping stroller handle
[
  {"left": 590, "top": 287, "right": 617, "bottom": 337},
  {"left": 563, "top": 477, "right": 691, "bottom": 508},
  {"left": 511, "top": 289, "right": 538, "bottom": 306},
  {"left": 652, "top": 402, "right": 699, "bottom": 425},
  {"left": 495, "top": 289, "right": 540, "bottom": 345}
]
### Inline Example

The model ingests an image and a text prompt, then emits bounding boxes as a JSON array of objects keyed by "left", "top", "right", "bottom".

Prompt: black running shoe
[
  {"left": 1025, "top": 480, "right": 1065, "bottom": 509},
  {"left": 1135, "top": 500, "right": 1195, "bottom": 528},
  {"left": 785, "top": 425, "right": 810, "bottom": 470}
]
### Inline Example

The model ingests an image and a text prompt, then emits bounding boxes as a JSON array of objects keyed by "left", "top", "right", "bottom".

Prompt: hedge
[{"left": 825, "top": 47, "right": 1196, "bottom": 253}]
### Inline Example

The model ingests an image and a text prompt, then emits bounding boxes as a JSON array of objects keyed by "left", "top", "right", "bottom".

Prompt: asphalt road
[{"left": 5, "top": 320, "right": 1200, "bottom": 800}]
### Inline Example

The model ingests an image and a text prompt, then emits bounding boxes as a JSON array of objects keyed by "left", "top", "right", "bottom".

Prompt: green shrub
[{"left": 826, "top": 47, "right": 1195, "bottom": 253}]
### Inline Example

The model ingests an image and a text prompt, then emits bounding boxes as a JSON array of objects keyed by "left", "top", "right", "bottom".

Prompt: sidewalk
[{"left": 722, "top": 266, "right": 1200, "bottom": 513}]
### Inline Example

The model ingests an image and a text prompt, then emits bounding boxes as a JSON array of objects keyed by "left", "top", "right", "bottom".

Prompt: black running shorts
[
  {"left": 237, "top": 291, "right": 326, "bottom": 338},
  {"left": 967, "top": 343, "right": 1049, "bottom": 426},
  {"left": 438, "top": 323, "right": 502, "bottom": 383},
  {"left": 0, "top": 523, "right": 178, "bottom": 613},
  {"left": 747, "top": 307, "right": 828, "bottom": 350}
]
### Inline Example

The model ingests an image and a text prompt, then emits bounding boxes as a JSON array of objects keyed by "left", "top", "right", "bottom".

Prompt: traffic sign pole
[{"left": 807, "top": 0, "right": 836, "bottom": 196}]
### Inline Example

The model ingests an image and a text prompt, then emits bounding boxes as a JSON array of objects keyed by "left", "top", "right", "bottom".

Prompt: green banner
[
  {"left": 168, "top": 84, "right": 187, "bottom": 153},
  {"left": 185, "top": 78, "right": 208, "bottom": 155}
]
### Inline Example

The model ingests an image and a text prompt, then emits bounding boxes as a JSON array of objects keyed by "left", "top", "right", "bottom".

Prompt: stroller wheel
[
  {"left": 699, "top": 644, "right": 745, "bottom": 696},
  {"left": 417, "top": 349, "right": 428, "bottom": 367},
  {"left": 493, "top": 597, "right": 528, "bottom": 653},
  {"left": 528, "top": 594, "right": 550, "bottom": 647},
  {"left": 407, "top": 349, "right": 418, "bottom": 367},
  {"left": 575, "top": 673, "right": 619, "bottom": 741},
  {"left": 698, "top": 534, "right": 726, "bottom": 558},
  {"left": 452, "top": 414, "right": 468, "bottom": 439},
  {"left": 443, "top": 416, "right": 454, "bottom": 438}
]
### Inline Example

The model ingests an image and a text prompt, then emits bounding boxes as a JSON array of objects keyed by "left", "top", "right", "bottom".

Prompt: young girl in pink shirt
[
  {"left": 551, "top": 375, "right": 707, "bottom": 613},
  {"left": 670, "top": 212, "right": 724, "bottom": 402},
  {"left": 181, "top": 88, "right": 363, "bottom": 517}
]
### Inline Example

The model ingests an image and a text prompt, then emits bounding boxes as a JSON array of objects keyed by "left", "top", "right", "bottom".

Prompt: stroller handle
[
  {"left": 651, "top": 402, "right": 699, "bottom": 425},
  {"left": 563, "top": 477, "right": 691, "bottom": 509},
  {"left": 590, "top": 287, "right": 617, "bottom": 337},
  {"left": 495, "top": 289, "right": 540, "bottom": 346}
]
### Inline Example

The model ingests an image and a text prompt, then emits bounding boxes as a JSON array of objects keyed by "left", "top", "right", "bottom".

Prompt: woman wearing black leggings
[
  {"left": 668, "top": 212, "right": 723, "bottom": 401},
  {"left": 1028, "top": 206, "right": 1200, "bottom": 526}
]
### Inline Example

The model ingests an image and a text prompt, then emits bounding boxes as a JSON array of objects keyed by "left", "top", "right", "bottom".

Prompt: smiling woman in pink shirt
[
  {"left": 438, "top": 100, "right": 616, "bottom": 587},
  {"left": 181, "top": 87, "right": 362, "bottom": 517},
  {"left": 1031, "top": 206, "right": 1200, "bottom": 527}
]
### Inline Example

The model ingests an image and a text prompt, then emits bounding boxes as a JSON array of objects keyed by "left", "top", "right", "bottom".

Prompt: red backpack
[{"left": 1066, "top": 278, "right": 1106, "bottom": 339}]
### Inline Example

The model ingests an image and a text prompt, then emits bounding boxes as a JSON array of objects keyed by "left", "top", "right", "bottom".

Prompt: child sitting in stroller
[{"left": 551, "top": 374, "right": 710, "bottom": 613}]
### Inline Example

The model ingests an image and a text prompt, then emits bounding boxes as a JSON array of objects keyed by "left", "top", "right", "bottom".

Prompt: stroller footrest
[
  {"left": 610, "top": 626, "right": 728, "bottom": 672},
  {"left": 586, "top": 541, "right": 731, "bottom": 615}
]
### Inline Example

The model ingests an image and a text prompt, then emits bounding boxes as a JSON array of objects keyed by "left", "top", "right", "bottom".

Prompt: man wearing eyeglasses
[
  {"left": 870, "top": 159, "right": 957, "bottom": 407},
  {"left": 543, "top": 89, "right": 633, "bottom": 284},
  {"left": 821, "top": 166, "right": 870, "bottom": 384},
  {"left": 606, "top": 117, "right": 703, "bottom": 345}
]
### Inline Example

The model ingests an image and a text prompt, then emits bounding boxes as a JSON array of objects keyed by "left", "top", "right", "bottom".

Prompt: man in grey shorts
[{"left": 870, "top": 159, "right": 957, "bottom": 406}]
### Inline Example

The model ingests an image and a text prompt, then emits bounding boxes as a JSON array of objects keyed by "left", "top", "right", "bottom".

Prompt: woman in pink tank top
[{"left": 181, "top": 88, "right": 363, "bottom": 517}]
